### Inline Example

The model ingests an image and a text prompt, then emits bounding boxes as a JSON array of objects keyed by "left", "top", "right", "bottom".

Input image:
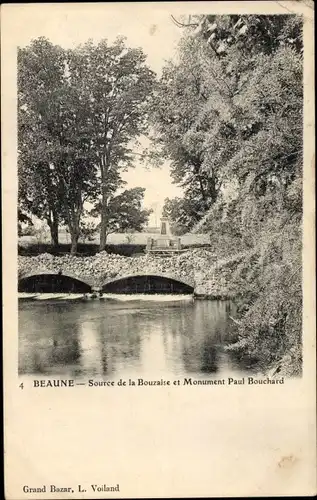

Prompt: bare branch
[{"left": 170, "top": 15, "right": 199, "bottom": 28}]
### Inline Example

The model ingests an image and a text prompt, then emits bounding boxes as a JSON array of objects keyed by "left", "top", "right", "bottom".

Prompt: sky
[{"left": 15, "top": 4, "right": 186, "bottom": 226}]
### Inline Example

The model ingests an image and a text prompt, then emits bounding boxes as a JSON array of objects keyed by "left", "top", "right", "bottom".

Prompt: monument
[
  {"left": 145, "top": 217, "right": 183, "bottom": 254},
  {"left": 159, "top": 216, "right": 171, "bottom": 236}
]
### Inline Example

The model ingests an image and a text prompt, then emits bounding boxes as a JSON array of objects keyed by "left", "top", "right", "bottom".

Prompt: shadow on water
[{"left": 19, "top": 298, "right": 251, "bottom": 378}]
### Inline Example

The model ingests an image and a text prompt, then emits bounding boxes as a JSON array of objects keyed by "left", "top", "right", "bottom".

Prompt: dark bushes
[{"left": 18, "top": 243, "right": 146, "bottom": 257}]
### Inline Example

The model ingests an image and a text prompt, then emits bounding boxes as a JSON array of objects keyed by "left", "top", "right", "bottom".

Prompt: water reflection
[
  {"left": 19, "top": 303, "right": 79, "bottom": 374},
  {"left": 19, "top": 298, "right": 244, "bottom": 378}
]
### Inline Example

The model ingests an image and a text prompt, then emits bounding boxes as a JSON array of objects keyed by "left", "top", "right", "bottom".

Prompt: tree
[
  {"left": 18, "top": 38, "right": 102, "bottom": 254},
  {"left": 18, "top": 37, "right": 156, "bottom": 254},
  {"left": 18, "top": 38, "right": 66, "bottom": 246},
  {"left": 172, "top": 14, "right": 303, "bottom": 56},
  {"left": 66, "top": 38, "right": 156, "bottom": 251},
  {"left": 50, "top": 79, "right": 98, "bottom": 254},
  {"left": 149, "top": 35, "right": 228, "bottom": 220},
  {"left": 162, "top": 197, "right": 203, "bottom": 235},
  {"left": 151, "top": 15, "right": 303, "bottom": 374},
  {"left": 91, "top": 187, "right": 152, "bottom": 242},
  {"left": 150, "top": 15, "right": 303, "bottom": 226}
]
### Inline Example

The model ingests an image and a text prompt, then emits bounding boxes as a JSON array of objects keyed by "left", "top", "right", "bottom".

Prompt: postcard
[{"left": 2, "top": 1, "right": 316, "bottom": 498}]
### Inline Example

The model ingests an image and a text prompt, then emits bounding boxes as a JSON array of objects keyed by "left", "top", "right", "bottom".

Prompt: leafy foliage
[
  {"left": 91, "top": 187, "right": 152, "bottom": 236},
  {"left": 162, "top": 197, "right": 205, "bottom": 235},
  {"left": 18, "top": 37, "right": 156, "bottom": 253},
  {"left": 18, "top": 38, "right": 66, "bottom": 245},
  {"left": 153, "top": 14, "right": 303, "bottom": 374},
  {"left": 18, "top": 38, "right": 98, "bottom": 252}
]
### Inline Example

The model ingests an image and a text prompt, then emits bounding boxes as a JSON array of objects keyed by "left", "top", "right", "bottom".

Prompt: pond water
[{"left": 19, "top": 296, "right": 253, "bottom": 379}]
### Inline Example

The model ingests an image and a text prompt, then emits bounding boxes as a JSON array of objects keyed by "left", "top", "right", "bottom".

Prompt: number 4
[{"left": 19, "top": 383, "right": 24, "bottom": 389}]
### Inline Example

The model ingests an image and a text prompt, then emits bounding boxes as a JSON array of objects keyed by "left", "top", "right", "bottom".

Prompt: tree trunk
[
  {"left": 99, "top": 163, "right": 108, "bottom": 251},
  {"left": 207, "top": 175, "right": 218, "bottom": 204},
  {"left": 192, "top": 160, "right": 210, "bottom": 211},
  {"left": 99, "top": 202, "right": 108, "bottom": 251},
  {"left": 47, "top": 212, "right": 59, "bottom": 247},
  {"left": 68, "top": 212, "right": 81, "bottom": 256},
  {"left": 50, "top": 220, "right": 59, "bottom": 247},
  {"left": 70, "top": 231, "right": 79, "bottom": 255}
]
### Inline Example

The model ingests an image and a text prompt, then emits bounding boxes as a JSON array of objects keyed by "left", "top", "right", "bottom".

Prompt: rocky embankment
[{"left": 18, "top": 249, "right": 241, "bottom": 298}]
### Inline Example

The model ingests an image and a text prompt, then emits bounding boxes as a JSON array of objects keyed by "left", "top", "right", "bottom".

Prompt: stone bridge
[{"left": 18, "top": 251, "right": 236, "bottom": 297}]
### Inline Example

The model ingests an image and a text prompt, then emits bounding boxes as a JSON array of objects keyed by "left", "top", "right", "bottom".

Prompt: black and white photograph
[
  {"left": 17, "top": 10, "right": 304, "bottom": 381},
  {"left": 2, "top": 2, "right": 315, "bottom": 498}
]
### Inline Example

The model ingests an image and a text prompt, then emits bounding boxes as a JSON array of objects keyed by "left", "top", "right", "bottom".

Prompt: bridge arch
[
  {"left": 18, "top": 272, "right": 92, "bottom": 293},
  {"left": 101, "top": 274, "right": 194, "bottom": 295}
]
